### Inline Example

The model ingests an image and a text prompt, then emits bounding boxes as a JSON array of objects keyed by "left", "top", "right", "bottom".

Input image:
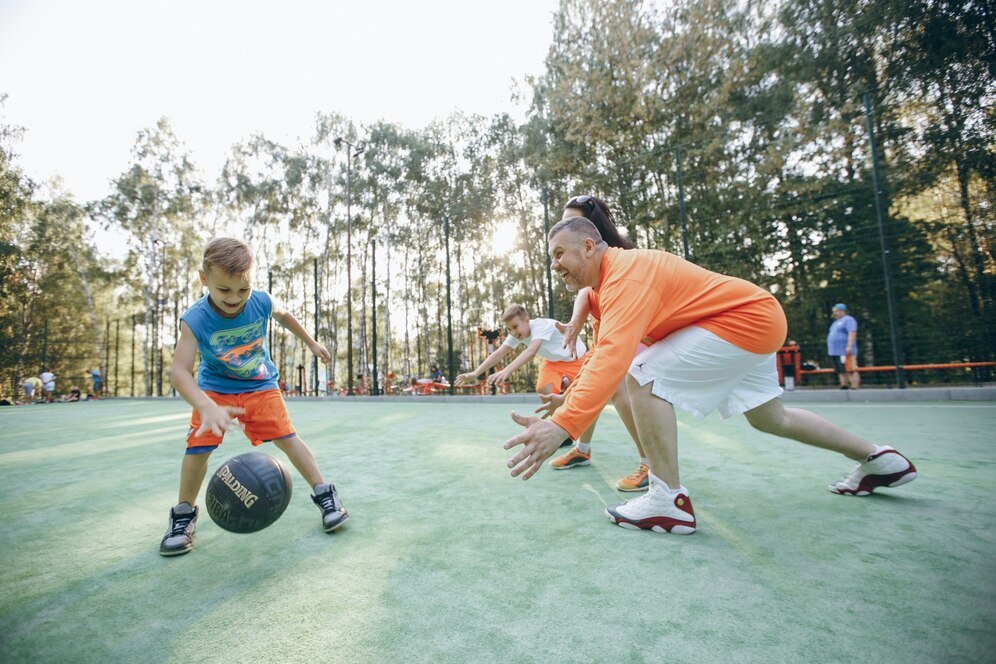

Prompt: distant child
[
  {"left": 455, "top": 304, "right": 596, "bottom": 452},
  {"left": 160, "top": 238, "right": 349, "bottom": 557},
  {"left": 87, "top": 368, "right": 102, "bottom": 399},
  {"left": 21, "top": 375, "right": 42, "bottom": 403},
  {"left": 39, "top": 368, "right": 56, "bottom": 402}
]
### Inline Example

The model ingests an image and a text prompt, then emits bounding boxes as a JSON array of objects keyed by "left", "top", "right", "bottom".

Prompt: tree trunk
[
  {"left": 69, "top": 243, "right": 105, "bottom": 391},
  {"left": 15, "top": 267, "right": 37, "bottom": 385},
  {"left": 955, "top": 157, "right": 991, "bottom": 312},
  {"left": 403, "top": 240, "right": 411, "bottom": 382},
  {"left": 946, "top": 225, "right": 981, "bottom": 317}
]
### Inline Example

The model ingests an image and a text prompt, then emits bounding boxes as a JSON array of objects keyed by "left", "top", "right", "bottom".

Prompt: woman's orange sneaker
[
  {"left": 616, "top": 463, "right": 650, "bottom": 492},
  {"left": 550, "top": 446, "right": 591, "bottom": 469}
]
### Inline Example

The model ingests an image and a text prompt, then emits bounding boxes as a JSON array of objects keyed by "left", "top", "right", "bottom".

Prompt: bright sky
[{"left": 0, "top": 0, "right": 560, "bottom": 203}]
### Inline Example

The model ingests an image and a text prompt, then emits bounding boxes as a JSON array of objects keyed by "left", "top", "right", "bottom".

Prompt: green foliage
[{"left": 2, "top": 0, "right": 993, "bottom": 394}]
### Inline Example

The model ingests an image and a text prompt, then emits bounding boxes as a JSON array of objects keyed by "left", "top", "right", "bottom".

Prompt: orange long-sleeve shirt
[{"left": 550, "top": 248, "right": 787, "bottom": 439}]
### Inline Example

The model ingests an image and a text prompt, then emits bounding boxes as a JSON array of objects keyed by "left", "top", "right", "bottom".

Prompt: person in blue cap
[{"left": 827, "top": 304, "right": 859, "bottom": 390}]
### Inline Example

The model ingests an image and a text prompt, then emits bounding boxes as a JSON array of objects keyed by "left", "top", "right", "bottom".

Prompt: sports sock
[
  {"left": 648, "top": 472, "right": 683, "bottom": 495},
  {"left": 577, "top": 442, "right": 591, "bottom": 454},
  {"left": 639, "top": 457, "right": 649, "bottom": 467}
]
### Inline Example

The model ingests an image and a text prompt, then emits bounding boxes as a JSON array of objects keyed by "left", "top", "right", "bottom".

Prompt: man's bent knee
[{"left": 745, "top": 401, "right": 787, "bottom": 435}]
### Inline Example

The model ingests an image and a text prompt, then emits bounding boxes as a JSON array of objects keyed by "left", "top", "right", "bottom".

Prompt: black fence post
[
  {"left": 114, "top": 319, "right": 120, "bottom": 397},
  {"left": 313, "top": 258, "right": 319, "bottom": 396},
  {"left": 371, "top": 238, "right": 379, "bottom": 396},
  {"left": 864, "top": 92, "right": 905, "bottom": 389}
]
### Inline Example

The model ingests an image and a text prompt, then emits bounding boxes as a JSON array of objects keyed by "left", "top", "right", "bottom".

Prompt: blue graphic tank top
[{"left": 180, "top": 291, "right": 280, "bottom": 394}]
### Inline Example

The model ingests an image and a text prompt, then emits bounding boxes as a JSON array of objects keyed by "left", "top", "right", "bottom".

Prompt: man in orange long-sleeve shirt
[{"left": 503, "top": 217, "right": 917, "bottom": 535}]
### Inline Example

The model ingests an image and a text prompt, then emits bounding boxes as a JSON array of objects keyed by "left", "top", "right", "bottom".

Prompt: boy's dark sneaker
[
  {"left": 160, "top": 502, "right": 198, "bottom": 556},
  {"left": 312, "top": 483, "right": 349, "bottom": 532}
]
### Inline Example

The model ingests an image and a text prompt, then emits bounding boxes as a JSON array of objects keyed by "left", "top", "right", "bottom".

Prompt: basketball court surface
[{"left": 2, "top": 398, "right": 994, "bottom": 662}]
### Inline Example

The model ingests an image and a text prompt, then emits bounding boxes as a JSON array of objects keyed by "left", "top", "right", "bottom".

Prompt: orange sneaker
[
  {"left": 616, "top": 463, "right": 650, "bottom": 492},
  {"left": 550, "top": 446, "right": 591, "bottom": 470}
]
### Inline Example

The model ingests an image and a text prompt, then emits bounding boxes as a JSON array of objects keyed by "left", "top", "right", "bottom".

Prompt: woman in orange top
[{"left": 504, "top": 217, "right": 917, "bottom": 535}]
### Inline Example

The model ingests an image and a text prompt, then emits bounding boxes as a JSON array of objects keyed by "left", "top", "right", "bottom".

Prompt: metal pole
[
  {"left": 104, "top": 319, "right": 110, "bottom": 398},
  {"left": 864, "top": 92, "right": 905, "bottom": 389},
  {"left": 444, "top": 214, "right": 454, "bottom": 395},
  {"left": 114, "top": 319, "right": 119, "bottom": 397},
  {"left": 313, "top": 258, "right": 319, "bottom": 396},
  {"left": 153, "top": 296, "right": 160, "bottom": 397},
  {"left": 675, "top": 146, "right": 690, "bottom": 260},
  {"left": 371, "top": 238, "right": 378, "bottom": 396},
  {"left": 346, "top": 148, "right": 354, "bottom": 396},
  {"left": 131, "top": 315, "right": 136, "bottom": 397},
  {"left": 544, "top": 188, "right": 554, "bottom": 318},
  {"left": 268, "top": 270, "right": 274, "bottom": 360},
  {"left": 172, "top": 299, "right": 178, "bottom": 397}
]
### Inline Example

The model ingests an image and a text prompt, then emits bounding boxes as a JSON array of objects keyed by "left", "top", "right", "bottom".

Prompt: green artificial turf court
[{"left": 1, "top": 398, "right": 994, "bottom": 663}]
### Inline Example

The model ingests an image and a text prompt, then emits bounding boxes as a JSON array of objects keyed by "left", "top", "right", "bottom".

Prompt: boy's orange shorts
[
  {"left": 186, "top": 388, "right": 295, "bottom": 453},
  {"left": 537, "top": 356, "right": 586, "bottom": 394}
]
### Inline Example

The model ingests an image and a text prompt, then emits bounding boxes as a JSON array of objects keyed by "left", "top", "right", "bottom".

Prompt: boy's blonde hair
[
  {"left": 502, "top": 304, "right": 528, "bottom": 322},
  {"left": 203, "top": 238, "right": 253, "bottom": 276}
]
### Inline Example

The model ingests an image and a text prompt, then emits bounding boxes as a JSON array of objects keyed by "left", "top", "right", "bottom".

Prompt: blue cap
[{"left": 833, "top": 303, "right": 847, "bottom": 311}]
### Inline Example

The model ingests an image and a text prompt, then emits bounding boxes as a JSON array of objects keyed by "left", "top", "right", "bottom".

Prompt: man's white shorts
[{"left": 628, "top": 326, "right": 782, "bottom": 420}]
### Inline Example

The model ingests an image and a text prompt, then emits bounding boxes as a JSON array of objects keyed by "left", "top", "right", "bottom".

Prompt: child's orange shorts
[
  {"left": 186, "top": 388, "right": 294, "bottom": 453},
  {"left": 536, "top": 356, "right": 586, "bottom": 394}
]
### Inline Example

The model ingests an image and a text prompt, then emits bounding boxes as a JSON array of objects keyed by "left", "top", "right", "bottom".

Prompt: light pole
[{"left": 334, "top": 137, "right": 364, "bottom": 396}]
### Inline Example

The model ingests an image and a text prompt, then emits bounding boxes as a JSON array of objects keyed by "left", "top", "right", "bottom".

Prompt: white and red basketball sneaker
[
  {"left": 605, "top": 480, "right": 696, "bottom": 534},
  {"left": 829, "top": 445, "right": 918, "bottom": 496}
]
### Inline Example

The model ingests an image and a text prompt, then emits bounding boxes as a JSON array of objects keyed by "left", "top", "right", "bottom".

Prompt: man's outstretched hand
[{"left": 502, "top": 412, "right": 569, "bottom": 480}]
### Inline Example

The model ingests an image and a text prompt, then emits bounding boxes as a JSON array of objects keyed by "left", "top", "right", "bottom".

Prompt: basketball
[{"left": 205, "top": 453, "right": 293, "bottom": 533}]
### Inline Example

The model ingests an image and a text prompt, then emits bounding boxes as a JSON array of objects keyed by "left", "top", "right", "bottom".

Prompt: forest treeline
[{"left": 2, "top": 0, "right": 993, "bottom": 396}]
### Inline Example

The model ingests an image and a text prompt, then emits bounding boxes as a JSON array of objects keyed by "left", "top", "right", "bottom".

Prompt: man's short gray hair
[{"left": 548, "top": 216, "right": 605, "bottom": 244}]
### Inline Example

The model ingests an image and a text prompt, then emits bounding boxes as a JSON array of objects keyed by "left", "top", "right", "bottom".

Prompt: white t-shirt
[
  {"left": 40, "top": 371, "right": 56, "bottom": 390},
  {"left": 501, "top": 317, "right": 586, "bottom": 362}
]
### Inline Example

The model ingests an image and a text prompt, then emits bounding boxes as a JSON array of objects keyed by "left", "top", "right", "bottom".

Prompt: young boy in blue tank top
[{"left": 160, "top": 238, "right": 349, "bottom": 556}]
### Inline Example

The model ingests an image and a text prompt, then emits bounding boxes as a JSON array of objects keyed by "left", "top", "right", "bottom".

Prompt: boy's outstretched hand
[
  {"left": 534, "top": 392, "right": 565, "bottom": 419},
  {"left": 195, "top": 403, "right": 246, "bottom": 437},
  {"left": 454, "top": 372, "right": 476, "bottom": 386},
  {"left": 502, "top": 412, "right": 569, "bottom": 480},
  {"left": 310, "top": 342, "right": 332, "bottom": 363},
  {"left": 486, "top": 368, "right": 511, "bottom": 386},
  {"left": 555, "top": 320, "right": 580, "bottom": 360}
]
